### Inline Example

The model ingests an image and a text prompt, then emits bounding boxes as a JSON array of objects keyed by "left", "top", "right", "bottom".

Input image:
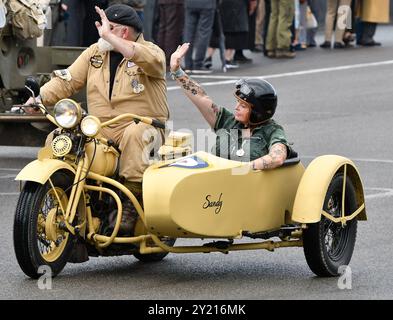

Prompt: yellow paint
[
  {"left": 15, "top": 159, "right": 75, "bottom": 184},
  {"left": 143, "top": 151, "right": 305, "bottom": 238},
  {"left": 292, "top": 155, "right": 367, "bottom": 223}
]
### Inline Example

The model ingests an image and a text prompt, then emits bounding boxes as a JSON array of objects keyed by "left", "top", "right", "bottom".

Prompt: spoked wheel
[
  {"left": 134, "top": 237, "right": 176, "bottom": 263},
  {"left": 13, "top": 171, "right": 75, "bottom": 279},
  {"left": 303, "top": 173, "right": 358, "bottom": 277}
]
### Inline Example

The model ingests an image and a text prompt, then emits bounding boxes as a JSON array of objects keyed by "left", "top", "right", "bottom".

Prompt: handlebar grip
[{"left": 151, "top": 119, "right": 165, "bottom": 129}]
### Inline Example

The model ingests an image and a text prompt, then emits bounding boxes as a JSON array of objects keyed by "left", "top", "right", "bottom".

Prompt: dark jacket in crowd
[
  {"left": 220, "top": 0, "right": 249, "bottom": 33},
  {"left": 184, "top": 0, "right": 217, "bottom": 9}
]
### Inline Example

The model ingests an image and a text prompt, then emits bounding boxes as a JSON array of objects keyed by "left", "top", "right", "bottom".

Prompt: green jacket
[{"left": 213, "top": 107, "right": 289, "bottom": 162}]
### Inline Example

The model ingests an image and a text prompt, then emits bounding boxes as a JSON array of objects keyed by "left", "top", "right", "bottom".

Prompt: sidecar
[{"left": 140, "top": 137, "right": 367, "bottom": 277}]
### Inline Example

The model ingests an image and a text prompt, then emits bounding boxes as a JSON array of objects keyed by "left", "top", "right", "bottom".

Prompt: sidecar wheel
[
  {"left": 13, "top": 172, "right": 74, "bottom": 279},
  {"left": 134, "top": 238, "right": 176, "bottom": 262},
  {"left": 303, "top": 173, "right": 358, "bottom": 277}
]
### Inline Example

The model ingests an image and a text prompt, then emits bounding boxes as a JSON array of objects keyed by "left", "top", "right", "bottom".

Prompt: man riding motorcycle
[{"left": 25, "top": 4, "right": 169, "bottom": 236}]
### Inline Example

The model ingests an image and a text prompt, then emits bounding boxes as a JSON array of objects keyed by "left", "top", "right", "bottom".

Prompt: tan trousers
[
  {"left": 324, "top": 0, "right": 352, "bottom": 43},
  {"left": 255, "top": 0, "right": 266, "bottom": 45},
  {"left": 47, "top": 122, "right": 164, "bottom": 183},
  {"left": 265, "top": 0, "right": 295, "bottom": 51}
]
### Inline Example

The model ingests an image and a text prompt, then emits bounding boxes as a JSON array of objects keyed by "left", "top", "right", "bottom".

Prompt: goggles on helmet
[{"left": 235, "top": 79, "right": 254, "bottom": 100}]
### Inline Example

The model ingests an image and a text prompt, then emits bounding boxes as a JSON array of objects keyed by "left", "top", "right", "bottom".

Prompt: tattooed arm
[
  {"left": 251, "top": 143, "right": 287, "bottom": 170},
  {"left": 175, "top": 73, "right": 219, "bottom": 127},
  {"left": 170, "top": 43, "right": 219, "bottom": 128}
]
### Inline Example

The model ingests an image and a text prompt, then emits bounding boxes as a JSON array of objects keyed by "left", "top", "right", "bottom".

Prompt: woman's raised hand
[{"left": 170, "top": 43, "right": 190, "bottom": 72}]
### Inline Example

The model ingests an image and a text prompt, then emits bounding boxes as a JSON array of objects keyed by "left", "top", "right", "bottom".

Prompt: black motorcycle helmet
[{"left": 234, "top": 79, "right": 277, "bottom": 125}]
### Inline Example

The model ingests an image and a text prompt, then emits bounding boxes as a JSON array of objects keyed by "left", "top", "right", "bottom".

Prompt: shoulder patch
[{"left": 52, "top": 69, "right": 72, "bottom": 81}]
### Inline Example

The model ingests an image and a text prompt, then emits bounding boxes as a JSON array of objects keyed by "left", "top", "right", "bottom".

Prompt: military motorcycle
[{"left": 13, "top": 79, "right": 367, "bottom": 279}]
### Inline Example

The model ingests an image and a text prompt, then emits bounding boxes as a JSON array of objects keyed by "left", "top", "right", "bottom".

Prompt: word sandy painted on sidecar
[{"left": 143, "top": 151, "right": 305, "bottom": 238}]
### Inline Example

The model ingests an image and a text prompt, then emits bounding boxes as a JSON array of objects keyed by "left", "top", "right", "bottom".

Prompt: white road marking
[
  {"left": 0, "top": 193, "right": 19, "bottom": 196},
  {"left": 0, "top": 168, "right": 21, "bottom": 171},
  {"left": 301, "top": 156, "right": 393, "bottom": 164},
  {"left": 364, "top": 188, "right": 393, "bottom": 200},
  {"left": 167, "top": 59, "right": 393, "bottom": 91},
  {"left": 0, "top": 174, "right": 16, "bottom": 179}
]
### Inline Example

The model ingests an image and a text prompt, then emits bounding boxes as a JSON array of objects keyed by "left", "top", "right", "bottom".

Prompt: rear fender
[{"left": 292, "top": 155, "right": 366, "bottom": 224}]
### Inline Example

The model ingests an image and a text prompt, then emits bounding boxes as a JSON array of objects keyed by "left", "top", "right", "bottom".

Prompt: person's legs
[
  {"left": 156, "top": 4, "right": 167, "bottom": 59},
  {"left": 360, "top": 22, "right": 379, "bottom": 45},
  {"left": 118, "top": 122, "right": 162, "bottom": 184},
  {"left": 193, "top": 8, "right": 215, "bottom": 69},
  {"left": 333, "top": 0, "right": 352, "bottom": 45},
  {"left": 160, "top": 3, "right": 184, "bottom": 67},
  {"left": 324, "top": 0, "right": 338, "bottom": 43},
  {"left": 183, "top": 7, "right": 199, "bottom": 70},
  {"left": 276, "top": 0, "right": 295, "bottom": 51},
  {"left": 255, "top": 0, "right": 266, "bottom": 49},
  {"left": 265, "top": 0, "right": 279, "bottom": 53},
  {"left": 298, "top": 1, "right": 307, "bottom": 46},
  {"left": 306, "top": 0, "right": 319, "bottom": 46}
]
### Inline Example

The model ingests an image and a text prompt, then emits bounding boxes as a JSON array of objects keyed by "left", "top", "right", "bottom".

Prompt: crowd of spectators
[{"left": 47, "top": 0, "right": 391, "bottom": 73}]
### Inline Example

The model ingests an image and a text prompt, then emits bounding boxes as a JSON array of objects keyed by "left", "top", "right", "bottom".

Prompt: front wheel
[
  {"left": 303, "top": 173, "right": 358, "bottom": 277},
  {"left": 13, "top": 171, "right": 75, "bottom": 279}
]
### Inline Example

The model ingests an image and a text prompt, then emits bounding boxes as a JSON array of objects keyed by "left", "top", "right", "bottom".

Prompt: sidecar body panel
[
  {"left": 15, "top": 158, "right": 76, "bottom": 184},
  {"left": 292, "top": 155, "right": 367, "bottom": 223},
  {"left": 143, "top": 152, "right": 305, "bottom": 238}
]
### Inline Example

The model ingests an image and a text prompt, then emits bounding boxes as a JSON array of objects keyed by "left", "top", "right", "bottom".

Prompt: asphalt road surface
[{"left": 1, "top": 26, "right": 393, "bottom": 300}]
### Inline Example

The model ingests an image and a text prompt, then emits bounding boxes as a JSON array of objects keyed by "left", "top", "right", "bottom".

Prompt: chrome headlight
[
  {"left": 81, "top": 116, "right": 101, "bottom": 137},
  {"left": 54, "top": 99, "right": 82, "bottom": 129}
]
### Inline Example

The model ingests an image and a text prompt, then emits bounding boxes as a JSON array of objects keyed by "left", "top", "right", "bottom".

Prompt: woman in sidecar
[{"left": 170, "top": 43, "right": 290, "bottom": 170}]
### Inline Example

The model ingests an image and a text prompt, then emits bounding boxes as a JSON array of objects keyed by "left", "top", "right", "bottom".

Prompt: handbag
[{"left": 306, "top": 6, "right": 318, "bottom": 29}]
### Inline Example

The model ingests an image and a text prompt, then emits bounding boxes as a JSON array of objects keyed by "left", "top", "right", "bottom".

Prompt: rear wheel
[
  {"left": 303, "top": 173, "right": 358, "bottom": 277},
  {"left": 13, "top": 171, "right": 74, "bottom": 278}
]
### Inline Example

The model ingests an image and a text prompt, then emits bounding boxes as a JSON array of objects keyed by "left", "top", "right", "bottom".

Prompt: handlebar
[{"left": 101, "top": 114, "right": 165, "bottom": 130}]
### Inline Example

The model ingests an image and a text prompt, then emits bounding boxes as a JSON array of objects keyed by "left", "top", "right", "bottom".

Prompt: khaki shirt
[
  {"left": 213, "top": 107, "right": 289, "bottom": 162},
  {"left": 40, "top": 34, "right": 169, "bottom": 123}
]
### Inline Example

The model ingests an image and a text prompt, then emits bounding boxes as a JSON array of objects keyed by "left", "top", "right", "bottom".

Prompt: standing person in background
[
  {"left": 83, "top": 0, "right": 108, "bottom": 47},
  {"left": 157, "top": 0, "right": 184, "bottom": 69},
  {"left": 263, "top": 0, "right": 271, "bottom": 55},
  {"left": 183, "top": 0, "right": 216, "bottom": 73},
  {"left": 265, "top": 0, "right": 296, "bottom": 58},
  {"left": 356, "top": 0, "right": 390, "bottom": 46},
  {"left": 320, "top": 0, "right": 352, "bottom": 49},
  {"left": 234, "top": 0, "right": 258, "bottom": 64},
  {"left": 254, "top": 0, "right": 266, "bottom": 53},
  {"left": 220, "top": 0, "right": 251, "bottom": 68},
  {"left": 108, "top": 0, "right": 146, "bottom": 20},
  {"left": 142, "top": 0, "right": 158, "bottom": 42},
  {"left": 306, "top": 0, "right": 324, "bottom": 48}
]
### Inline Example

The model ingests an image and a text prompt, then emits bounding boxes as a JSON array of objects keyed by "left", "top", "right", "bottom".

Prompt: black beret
[{"left": 105, "top": 4, "right": 143, "bottom": 32}]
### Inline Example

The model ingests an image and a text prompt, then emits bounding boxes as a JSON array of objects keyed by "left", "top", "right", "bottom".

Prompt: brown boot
[
  {"left": 118, "top": 181, "right": 143, "bottom": 236},
  {"left": 118, "top": 199, "right": 138, "bottom": 236},
  {"left": 276, "top": 49, "right": 296, "bottom": 59}
]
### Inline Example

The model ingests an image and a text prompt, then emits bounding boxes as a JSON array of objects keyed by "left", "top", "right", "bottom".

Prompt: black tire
[
  {"left": 303, "top": 173, "right": 358, "bottom": 277},
  {"left": 13, "top": 171, "right": 75, "bottom": 279},
  {"left": 134, "top": 238, "right": 176, "bottom": 262}
]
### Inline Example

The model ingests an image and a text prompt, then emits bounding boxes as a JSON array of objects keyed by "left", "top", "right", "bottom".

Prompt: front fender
[
  {"left": 292, "top": 155, "right": 366, "bottom": 224},
  {"left": 15, "top": 159, "right": 76, "bottom": 184}
]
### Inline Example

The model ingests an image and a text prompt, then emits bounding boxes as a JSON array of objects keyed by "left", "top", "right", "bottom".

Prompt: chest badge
[
  {"left": 90, "top": 55, "right": 103, "bottom": 68},
  {"left": 127, "top": 61, "right": 135, "bottom": 68},
  {"left": 131, "top": 79, "right": 145, "bottom": 94}
]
